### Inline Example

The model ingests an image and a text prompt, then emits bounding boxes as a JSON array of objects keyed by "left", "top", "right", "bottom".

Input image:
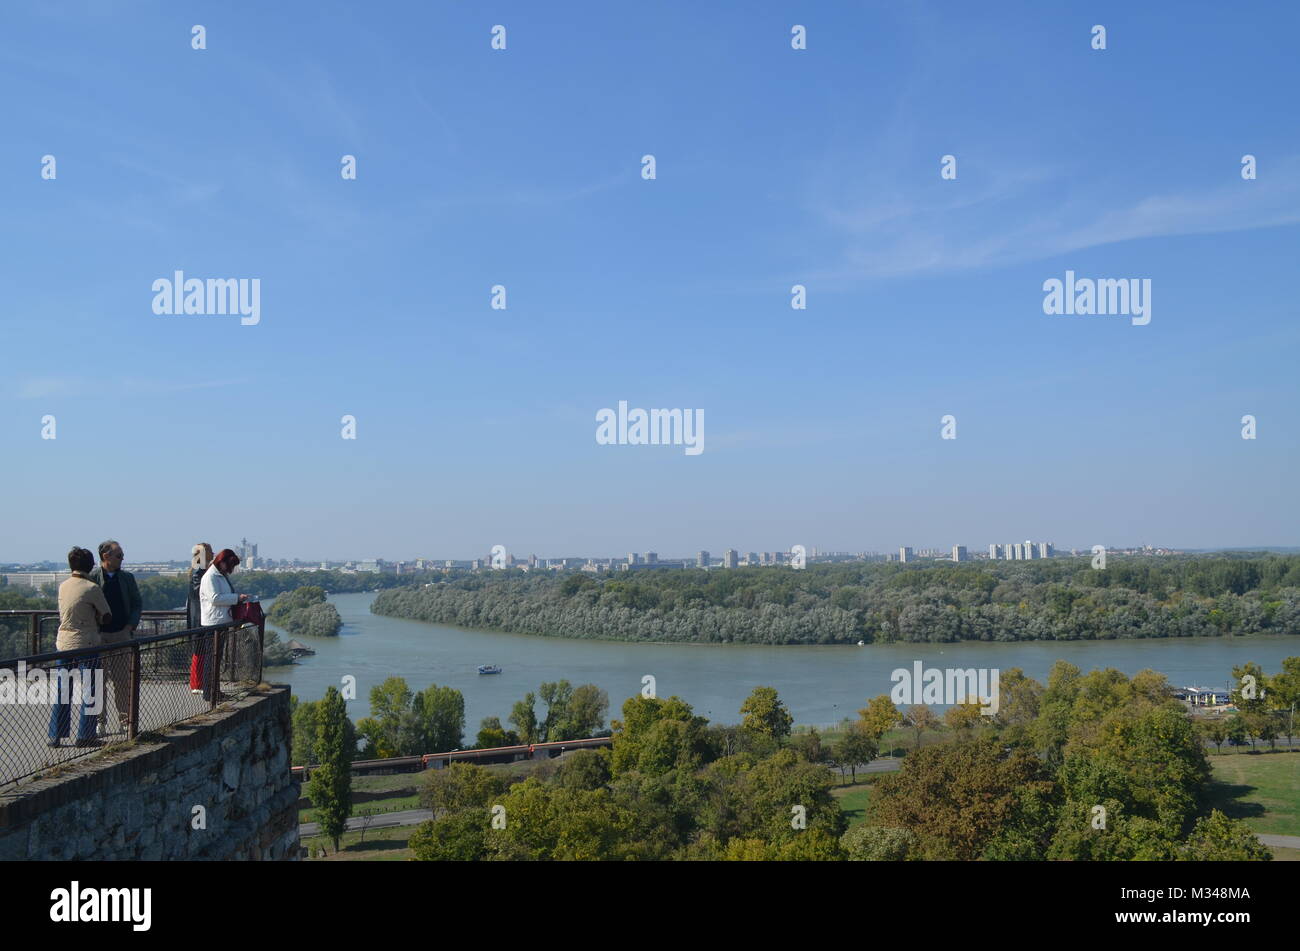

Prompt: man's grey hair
[{"left": 98, "top": 539, "right": 122, "bottom": 558}]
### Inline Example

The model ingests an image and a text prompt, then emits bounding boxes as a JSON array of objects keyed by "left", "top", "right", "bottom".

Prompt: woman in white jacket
[
  {"left": 200, "top": 548, "right": 248, "bottom": 625},
  {"left": 197, "top": 548, "right": 247, "bottom": 701}
]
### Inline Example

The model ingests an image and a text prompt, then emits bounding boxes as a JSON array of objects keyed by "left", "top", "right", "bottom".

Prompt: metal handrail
[
  {"left": 0, "top": 609, "right": 188, "bottom": 657},
  {"left": 0, "top": 616, "right": 266, "bottom": 788}
]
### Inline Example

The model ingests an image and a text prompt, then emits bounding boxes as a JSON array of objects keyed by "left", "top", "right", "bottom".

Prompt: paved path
[
  {"left": 301, "top": 808, "right": 433, "bottom": 838},
  {"left": 1256, "top": 834, "right": 1300, "bottom": 849}
]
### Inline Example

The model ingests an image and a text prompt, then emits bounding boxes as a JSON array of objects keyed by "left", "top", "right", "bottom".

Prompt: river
[{"left": 266, "top": 591, "right": 1300, "bottom": 730}]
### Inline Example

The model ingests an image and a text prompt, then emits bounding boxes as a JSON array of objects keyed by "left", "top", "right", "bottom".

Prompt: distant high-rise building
[
  {"left": 1005, "top": 544, "right": 1016, "bottom": 560},
  {"left": 628, "top": 552, "right": 638, "bottom": 565},
  {"left": 989, "top": 544, "right": 1000, "bottom": 560},
  {"left": 529, "top": 553, "right": 538, "bottom": 568},
  {"left": 645, "top": 552, "right": 658, "bottom": 564},
  {"left": 723, "top": 549, "right": 739, "bottom": 569},
  {"left": 1038, "top": 542, "right": 1052, "bottom": 559},
  {"left": 697, "top": 550, "right": 710, "bottom": 568},
  {"left": 900, "top": 547, "right": 913, "bottom": 563},
  {"left": 746, "top": 552, "right": 760, "bottom": 565},
  {"left": 952, "top": 545, "right": 968, "bottom": 562}
]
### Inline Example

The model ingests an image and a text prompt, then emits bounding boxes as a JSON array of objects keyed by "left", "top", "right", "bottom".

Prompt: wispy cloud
[{"left": 810, "top": 156, "right": 1300, "bottom": 282}]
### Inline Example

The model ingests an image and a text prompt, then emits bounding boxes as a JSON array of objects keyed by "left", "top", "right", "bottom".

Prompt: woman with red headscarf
[{"left": 197, "top": 548, "right": 248, "bottom": 701}]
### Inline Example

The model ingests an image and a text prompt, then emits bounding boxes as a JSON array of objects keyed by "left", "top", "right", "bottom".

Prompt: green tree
[
  {"left": 509, "top": 692, "right": 540, "bottom": 745},
  {"left": 841, "top": 825, "right": 917, "bottom": 861},
  {"left": 554, "top": 749, "right": 612, "bottom": 790},
  {"left": 835, "top": 723, "right": 878, "bottom": 783},
  {"left": 1179, "top": 810, "right": 1272, "bottom": 861},
  {"left": 475, "top": 716, "right": 519, "bottom": 749},
  {"left": 421, "top": 762, "right": 506, "bottom": 815},
  {"left": 857, "top": 694, "right": 902, "bottom": 752},
  {"left": 290, "top": 695, "right": 323, "bottom": 767},
  {"left": 409, "top": 810, "right": 489, "bottom": 861},
  {"left": 870, "top": 735, "right": 1052, "bottom": 860},
  {"left": 355, "top": 676, "right": 413, "bottom": 758},
  {"left": 739, "top": 686, "right": 793, "bottom": 744},
  {"left": 307, "top": 686, "right": 355, "bottom": 853},
  {"left": 413, "top": 683, "right": 465, "bottom": 752}
]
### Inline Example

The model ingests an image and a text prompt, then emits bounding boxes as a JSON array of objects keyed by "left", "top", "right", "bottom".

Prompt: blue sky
[{"left": 2, "top": 1, "right": 1298, "bottom": 562}]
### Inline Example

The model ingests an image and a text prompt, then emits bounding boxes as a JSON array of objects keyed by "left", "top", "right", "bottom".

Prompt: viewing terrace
[{"left": 0, "top": 610, "right": 265, "bottom": 788}]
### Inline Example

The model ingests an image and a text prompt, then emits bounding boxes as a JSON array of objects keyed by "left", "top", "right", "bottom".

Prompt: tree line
[
  {"left": 370, "top": 555, "right": 1300, "bottom": 645},
  {"left": 298, "top": 657, "right": 1296, "bottom": 859}
]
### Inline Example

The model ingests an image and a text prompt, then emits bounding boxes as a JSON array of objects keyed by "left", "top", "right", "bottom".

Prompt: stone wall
[{"left": 0, "top": 685, "right": 297, "bottom": 860}]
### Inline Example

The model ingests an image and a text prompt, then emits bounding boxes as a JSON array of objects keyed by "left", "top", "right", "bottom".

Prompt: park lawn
[
  {"left": 831, "top": 782, "right": 872, "bottom": 827},
  {"left": 299, "top": 792, "right": 422, "bottom": 824},
  {"left": 304, "top": 825, "right": 417, "bottom": 861},
  {"left": 1204, "top": 751, "right": 1300, "bottom": 837},
  {"left": 1270, "top": 847, "right": 1300, "bottom": 861}
]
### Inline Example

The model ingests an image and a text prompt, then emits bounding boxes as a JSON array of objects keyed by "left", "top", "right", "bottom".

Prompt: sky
[{"left": 2, "top": 1, "right": 1298, "bottom": 562}]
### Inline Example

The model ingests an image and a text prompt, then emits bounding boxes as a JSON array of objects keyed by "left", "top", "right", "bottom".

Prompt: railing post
[
  {"left": 29, "top": 613, "right": 40, "bottom": 656},
  {"left": 208, "top": 627, "right": 222, "bottom": 710},
  {"left": 127, "top": 641, "right": 141, "bottom": 739},
  {"left": 257, "top": 616, "right": 265, "bottom": 684}
]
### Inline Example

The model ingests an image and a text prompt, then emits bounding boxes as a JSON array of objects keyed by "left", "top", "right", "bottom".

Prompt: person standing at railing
[
  {"left": 199, "top": 548, "right": 249, "bottom": 702},
  {"left": 89, "top": 540, "right": 141, "bottom": 736},
  {"left": 49, "top": 547, "right": 112, "bottom": 749},
  {"left": 186, "top": 542, "right": 213, "bottom": 693}
]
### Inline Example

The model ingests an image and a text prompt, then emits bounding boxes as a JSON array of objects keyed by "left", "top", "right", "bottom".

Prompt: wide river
[{"left": 267, "top": 592, "right": 1300, "bottom": 729}]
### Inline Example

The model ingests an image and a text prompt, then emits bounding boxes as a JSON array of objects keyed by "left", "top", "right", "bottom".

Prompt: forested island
[
  {"left": 370, "top": 555, "right": 1300, "bottom": 645},
  {"left": 267, "top": 586, "right": 343, "bottom": 638}
]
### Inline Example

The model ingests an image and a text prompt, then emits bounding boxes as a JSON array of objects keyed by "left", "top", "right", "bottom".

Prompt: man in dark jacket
[{"left": 89, "top": 539, "right": 142, "bottom": 733}]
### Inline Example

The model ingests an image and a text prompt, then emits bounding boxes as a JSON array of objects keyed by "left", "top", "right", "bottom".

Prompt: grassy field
[
  {"left": 1204, "top": 750, "right": 1300, "bottom": 837},
  {"left": 304, "top": 825, "right": 417, "bottom": 861},
  {"left": 831, "top": 783, "right": 871, "bottom": 826}
]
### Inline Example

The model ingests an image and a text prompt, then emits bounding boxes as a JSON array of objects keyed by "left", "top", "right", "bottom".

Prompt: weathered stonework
[{"left": 0, "top": 685, "right": 297, "bottom": 861}]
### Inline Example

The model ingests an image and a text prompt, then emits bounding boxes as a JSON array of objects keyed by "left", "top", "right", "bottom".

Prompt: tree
[
  {"left": 841, "top": 825, "right": 917, "bottom": 861},
  {"left": 409, "top": 810, "right": 489, "bottom": 861},
  {"left": 559, "top": 683, "right": 610, "bottom": 739},
  {"left": 1201, "top": 717, "right": 1228, "bottom": 754},
  {"left": 944, "top": 701, "right": 985, "bottom": 735},
  {"left": 870, "top": 736, "right": 1051, "bottom": 860},
  {"left": 1179, "top": 810, "right": 1272, "bottom": 861},
  {"left": 475, "top": 716, "right": 519, "bottom": 749},
  {"left": 790, "top": 727, "right": 825, "bottom": 765},
  {"left": 307, "top": 686, "right": 355, "bottom": 853},
  {"left": 538, "top": 680, "right": 575, "bottom": 742},
  {"left": 610, "top": 695, "right": 711, "bottom": 777},
  {"left": 554, "top": 749, "right": 612, "bottom": 790},
  {"left": 739, "top": 686, "right": 793, "bottom": 745},
  {"left": 413, "top": 683, "right": 465, "bottom": 752},
  {"left": 901, "top": 704, "right": 941, "bottom": 753},
  {"left": 421, "top": 762, "right": 505, "bottom": 815},
  {"left": 290, "top": 695, "right": 322, "bottom": 767},
  {"left": 509, "top": 692, "right": 540, "bottom": 745},
  {"left": 857, "top": 695, "right": 902, "bottom": 753},
  {"left": 835, "top": 724, "right": 878, "bottom": 783},
  {"left": 355, "top": 676, "right": 413, "bottom": 758}
]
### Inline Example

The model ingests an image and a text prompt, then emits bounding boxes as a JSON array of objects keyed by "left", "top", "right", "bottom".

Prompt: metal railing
[
  {"left": 0, "top": 609, "right": 193, "bottom": 661},
  {"left": 0, "top": 615, "right": 265, "bottom": 788}
]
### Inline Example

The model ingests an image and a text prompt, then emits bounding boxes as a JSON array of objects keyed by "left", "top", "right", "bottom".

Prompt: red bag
[{"left": 232, "top": 600, "right": 265, "bottom": 626}]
